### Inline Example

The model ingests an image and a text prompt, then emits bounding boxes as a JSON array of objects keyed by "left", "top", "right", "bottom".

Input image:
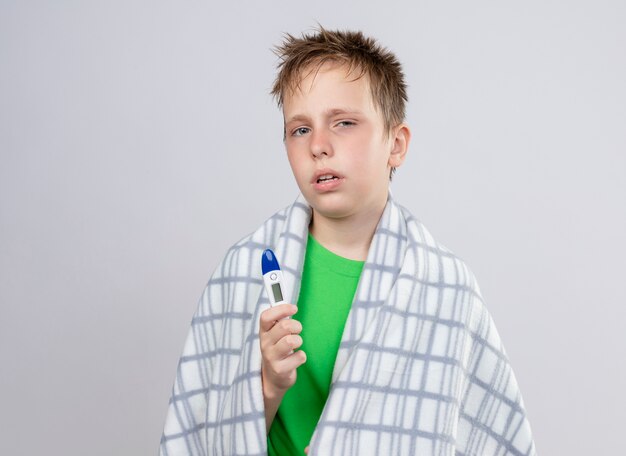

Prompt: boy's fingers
[
  {"left": 304, "top": 445, "right": 309, "bottom": 454},
  {"left": 259, "top": 304, "right": 298, "bottom": 332},
  {"left": 266, "top": 334, "right": 302, "bottom": 360},
  {"left": 265, "top": 333, "right": 304, "bottom": 361},
  {"left": 268, "top": 318, "right": 301, "bottom": 339},
  {"left": 280, "top": 334, "right": 303, "bottom": 353},
  {"left": 272, "top": 350, "right": 306, "bottom": 374}
]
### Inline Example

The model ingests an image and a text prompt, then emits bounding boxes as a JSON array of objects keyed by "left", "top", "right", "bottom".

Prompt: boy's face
[{"left": 282, "top": 62, "right": 408, "bottom": 224}]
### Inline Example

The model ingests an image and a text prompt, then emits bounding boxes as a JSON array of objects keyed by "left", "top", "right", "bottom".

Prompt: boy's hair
[{"left": 271, "top": 26, "right": 408, "bottom": 180}]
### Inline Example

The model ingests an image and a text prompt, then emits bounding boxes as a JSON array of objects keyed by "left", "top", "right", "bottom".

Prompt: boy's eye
[
  {"left": 336, "top": 120, "right": 356, "bottom": 127},
  {"left": 292, "top": 127, "right": 310, "bottom": 136}
]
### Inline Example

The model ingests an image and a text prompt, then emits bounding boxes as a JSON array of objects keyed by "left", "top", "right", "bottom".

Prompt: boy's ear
[{"left": 388, "top": 124, "right": 411, "bottom": 168}]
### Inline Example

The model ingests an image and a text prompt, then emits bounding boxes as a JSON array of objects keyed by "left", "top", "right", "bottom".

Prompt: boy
[{"left": 160, "top": 27, "right": 536, "bottom": 456}]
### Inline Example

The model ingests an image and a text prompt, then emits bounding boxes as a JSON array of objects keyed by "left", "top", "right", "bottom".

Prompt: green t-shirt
[{"left": 267, "top": 233, "right": 365, "bottom": 455}]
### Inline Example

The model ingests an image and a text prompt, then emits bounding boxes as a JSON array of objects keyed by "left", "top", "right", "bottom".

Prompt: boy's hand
[
  {"left": 260, "top": 303, "right": 306, "bottom": 433},
  {"left": 260, "top": 303, "right": 306, "bottom": 396}
]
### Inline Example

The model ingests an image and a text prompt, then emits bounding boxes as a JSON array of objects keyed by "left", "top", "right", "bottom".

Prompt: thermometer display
[{"left": 271, "top": 282, "right": 283, "bottom": 303}]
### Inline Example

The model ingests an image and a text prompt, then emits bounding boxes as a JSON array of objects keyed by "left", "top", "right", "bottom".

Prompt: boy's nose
[{"left": 310, "top": 130, "right": 333, "bottom": 158}]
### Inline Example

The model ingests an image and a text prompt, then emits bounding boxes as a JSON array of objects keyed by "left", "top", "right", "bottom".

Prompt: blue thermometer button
[{"left": 262, "top": 249, "right": 280, "bottom": 274}]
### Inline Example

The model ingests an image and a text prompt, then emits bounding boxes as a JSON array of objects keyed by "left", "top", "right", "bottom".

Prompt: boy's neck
[{"left": 308, "top": 196, "right": 387, "bottom": 262}]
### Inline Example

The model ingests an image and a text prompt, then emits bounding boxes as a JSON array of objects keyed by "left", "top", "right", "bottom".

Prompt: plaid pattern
[{"left": 160, "top": 193, "right": 536, "bottom": 456}]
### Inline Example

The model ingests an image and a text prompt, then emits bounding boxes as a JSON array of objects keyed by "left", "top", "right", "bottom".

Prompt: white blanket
[{"left": 160, "top": 193, "right": 536, "bottom": 455}]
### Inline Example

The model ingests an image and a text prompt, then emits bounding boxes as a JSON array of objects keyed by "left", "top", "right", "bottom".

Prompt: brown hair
[{"left": 271, "top": 26, "right": 408, "bottom": 180}]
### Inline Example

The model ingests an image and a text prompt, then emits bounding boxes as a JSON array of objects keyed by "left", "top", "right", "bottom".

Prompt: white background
[{"left": 1, "top": 1, "right": 624, "bottom": 454}]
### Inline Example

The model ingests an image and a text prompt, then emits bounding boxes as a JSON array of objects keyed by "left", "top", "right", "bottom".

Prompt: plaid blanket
[{"left": 160, "top": 193, "right": 536, "bottom": 455}]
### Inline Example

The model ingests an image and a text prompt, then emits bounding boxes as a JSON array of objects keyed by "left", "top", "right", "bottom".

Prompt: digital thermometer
[{"left": 261, "top": 249, "right": 286, "bottom": 306}]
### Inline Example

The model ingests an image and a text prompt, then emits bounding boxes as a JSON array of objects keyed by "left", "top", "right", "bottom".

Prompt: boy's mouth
[
  {"left": 312, "top": 168, "right": 343, "bottom": 184},
  {"left": 312, "top": 169, "right": 344, "bottom": 192},
  {"left": 317, "top": 174, "right": 339, "bottom": 183}
]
